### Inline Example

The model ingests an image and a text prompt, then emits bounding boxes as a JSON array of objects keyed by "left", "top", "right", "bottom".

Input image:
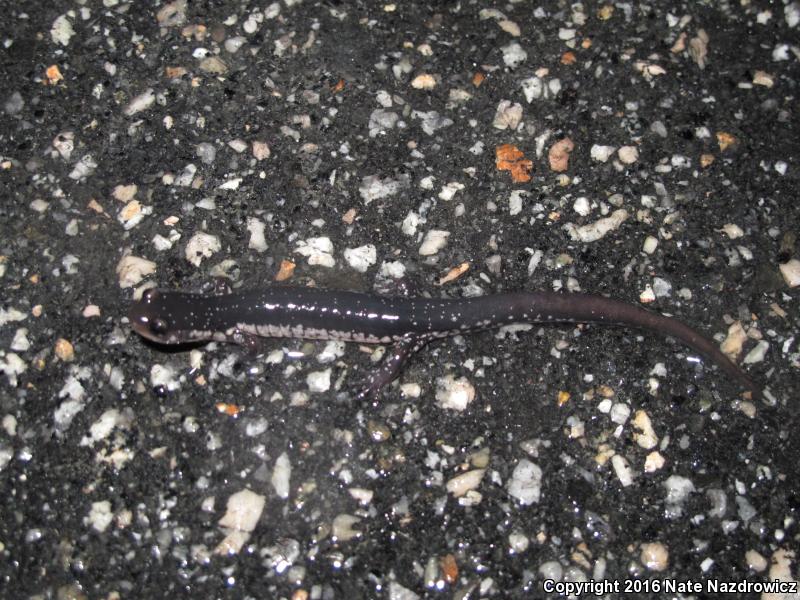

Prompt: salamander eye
[
  {"left": 142, "top": 288, "right": 159, "bottom": 302},
  {"left": 150, "top": 319, "right": 168, "bottom": 335}
]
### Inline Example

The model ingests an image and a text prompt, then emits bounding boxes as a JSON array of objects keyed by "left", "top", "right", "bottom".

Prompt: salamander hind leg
[{"left": 355, "top": 334, "right": 429, "bottom": 403}]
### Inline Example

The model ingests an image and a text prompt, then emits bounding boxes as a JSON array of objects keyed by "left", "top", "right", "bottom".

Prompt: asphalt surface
[{"left": 1, "top": 1, "right": 799, "bottom": 598}]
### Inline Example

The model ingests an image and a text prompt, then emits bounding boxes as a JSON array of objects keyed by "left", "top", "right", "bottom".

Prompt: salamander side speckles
[{"left": 128, "top": 285, "right": 762, "bottom": 400}]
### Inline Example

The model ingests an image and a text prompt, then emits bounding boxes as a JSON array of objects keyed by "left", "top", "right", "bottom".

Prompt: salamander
[{"left": 127, "top": 286, "right": 761, "bottom": 400}]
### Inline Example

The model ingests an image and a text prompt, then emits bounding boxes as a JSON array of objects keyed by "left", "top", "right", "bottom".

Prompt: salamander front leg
[
  {"left": 199, "top": 277, "right": 234, "bottom": 296},
  {"left": 229, "top": 328, "right": 261, "bottom": 354},
  {"left": 355, "top": 334, "right": 429, "bottom": 402}
]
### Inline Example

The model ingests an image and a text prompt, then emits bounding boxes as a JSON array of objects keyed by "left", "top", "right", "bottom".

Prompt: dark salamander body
[{"left": 128, "top": 286, "right": 760, "bottom": 400}]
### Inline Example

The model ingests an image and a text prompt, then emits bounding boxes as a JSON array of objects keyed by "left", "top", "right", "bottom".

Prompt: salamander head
[{"left": 128, "top": 288, "right": 193, "bottom": 344}]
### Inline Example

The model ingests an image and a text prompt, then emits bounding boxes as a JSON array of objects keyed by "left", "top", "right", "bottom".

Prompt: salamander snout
[{"left": 128, "top": 289, "right": 172, "bottom": 343}]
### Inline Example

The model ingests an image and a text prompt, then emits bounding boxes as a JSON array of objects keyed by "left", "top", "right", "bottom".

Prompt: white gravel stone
[
  {"left": 185, "top": 232, "right": 221, "bottom": 266},
  {"left": 344, "top": 244, "right": 377, "bottom": 272},
  {"left": 272, "top": 452, "right": 291, "bottom": 499},
  {"left": 507, "top": 459, "right": 542, "bottom": 505},
  {"left": 419, "top": 230, "right": 450, "bottom": 255}
]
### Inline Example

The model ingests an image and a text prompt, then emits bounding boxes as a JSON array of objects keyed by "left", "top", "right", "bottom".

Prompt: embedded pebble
[
  {"left": 509, "top": 190, "right": 528, "bottom": 216},
  {"left": 124, "top": 88, "right": 156, "bottom": 116},
  {"left": 115, "top": 255, "right": 156, "bottom": 288},
  {"left": 743, "top": 340, "right": 769, "bottom": 364},
  {"left": 719, "top": 223, "right": 745, "bottom": 239},
  {"left": 419, "top": 230, "right": 450, "bottom": 256},
  {"left": 446, "top": 469, "right": 485, "bottom": 497},
  {"left": 492, "top": 100, "right": 523, "bottom": 130},
  {"left": 185, "top": 232, "right": 221, "bottom": 266},
  {"left": 507, "top": 459, "right": 542, "bottom": 505},
  {"left": 642, "top": 235, "right": 658, "bottom": 254},
  {"left": 721, "top": 321, "right": 747, "bottom": 358},
  {"left": 359, "top": 174, "right": 409, "bottom": 204},
  {"left": 501, "top": 42, "right": 527, "bottom": 67},
  {"left": 652, "top": 277, "right": 672, "bottom": 297},
  {"left": 252, "top": 141, "right": 271, "bottom": 160},
  {"left": 332, "top": 514, "right": 362, "bottom": 542},
  {"left": 435, "top": 375, "right": 475, "bottom": 411},
  {"left": 617, "top": 146, "right": 639, "bottom": 164},
  {"left": 271, "top": 452, "right": 291, "bottom": 499},
  {"left": 410, "top": 110, "right": 453, "bottom": 135},
  {"left": 520, "top": 76, "right": 561, "bottom": 102},
  {"left": 218, "top": 489, "right": 266, "bottom": 532},
  {"left": 640, "top": 542, "right": 669, "bottom": 571},
  {"left": 306, "top": 369, "right": 332, "bottom": 392},
  {"left": 590, "top": 144, "right": 616, "bottom": 162},
  {"left": 609, "top": 403, "right": 630, "bottom": 425},
  {"left": 411, "top": 73, "right": 436, "bottom": 89},
  {"left": 611, "top": 455, "right": 634, "bottom": 487},
  {"left": 246, "top": 217, "right": 268, "bottom": 252},
  {"left": 663, "top": 475, "right": 695, "bottom": 517},
  {"left": 400, "top": 210, "right": 424, "bottom": 235},
  {"left": 573, "top": 197, "right": 590, "bottom": 216},
  {"left": 548, "top": 138, "right": 574, "bottom": 172},
  {"left": 195, "top": 143, "right": 216, "bottom": 164},
  {"left": 438, "top": 181, "right": 465, "bottom": 201},
  {"left": 295, "top": 237, "right": 336, "bottom": 267},
  {"left": 632, "top": 410, "right": 658, "bottom": 449},
  {"left": 317, "top": 341, "right": 345, "bottom": 364},
  {"left": 344, "top": 244, "right": 377, "bottom": 272},
  {"left": 10, "top": 328, "right": 30, "bottom": 352},
  {"left": 50, "top": 14, "right": 75, "bottom": 46},
  {"left": 639, "top": 285, "right": 656, "bottom": 303},
  {"left": 779, "top": 259, "right": 800, "bottom": 287},
  {"left": 745, "top": 549, "right": 767, "bottom": 572},
  {"left": 86, "top": 501, "right": 113, "bottom": 533},
  {"left": 117, "top": 200, "right": 152, "bottom": 230},
  {"left": 644, "top": 451, "right": 665, "bottom": 473},
  {"left": 564, "top": 209, "right": 628, "bottom": 243},
  {"left": 508, "top": 531, "right": 529, "bottom": 553}
]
